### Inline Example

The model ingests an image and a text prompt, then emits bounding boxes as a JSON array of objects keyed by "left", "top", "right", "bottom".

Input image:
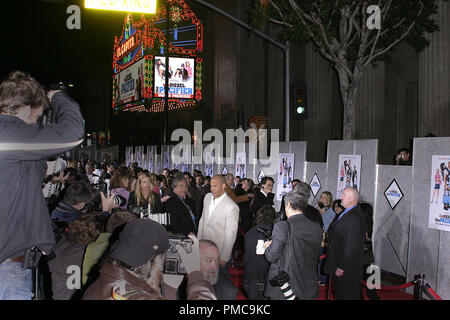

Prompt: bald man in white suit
[
  {"left": 197, "top": 174, "right": 239, "bottom": 299},
  {"left": 198, "top": 174, "right": 239, "bottom": 266}
]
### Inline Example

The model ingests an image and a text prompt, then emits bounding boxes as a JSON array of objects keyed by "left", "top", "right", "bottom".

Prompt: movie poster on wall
[
  {"left": 277, "top": 153, "right": 295, "bottom": 201},
  {"left": 204, "top": 149, "right": 214, "bottom": 177},
  {"left": 147, "top": 145, "right": 156, "bottom": 173},
  {"left": 428, "top": 155, "right": 450, "bottom": 232},
  {"left": 154, "top": 56, "right": 195, "bottom": 99},
  {"left": 135, "top": 146, "right": 144, "bottom": 168},
  {"left": 162, "top": 146, "right": 171, "bottom": 170},
  {"left": 235, "top": 153, "right": 247, "bottom": 179},
  {"left": 114, "top": 58, "right": 145, "bottom": 106},
  {"left": 336, "top": 154, "right": 362, "bottom": 199},
  {"left": 125, "top": 147, "right": 132, "bottom": 167}
]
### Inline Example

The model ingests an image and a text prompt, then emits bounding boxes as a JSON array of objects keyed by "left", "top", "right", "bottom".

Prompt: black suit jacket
[
  {"left": 323, "top": 205, "right": 367, "bottom": 275},
  {"left": 251, "top": 190, "right": 274, "bottom": 215},
  {"left": 163, "top": 192, "right": 197, "bottom": 236}
]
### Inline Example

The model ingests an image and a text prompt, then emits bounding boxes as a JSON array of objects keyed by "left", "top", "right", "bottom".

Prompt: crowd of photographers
[{"left": 0, "top": 71, "right": 377, "bottom": 300}]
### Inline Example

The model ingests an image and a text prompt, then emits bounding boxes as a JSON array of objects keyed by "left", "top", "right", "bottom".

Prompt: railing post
[{"left": 413, "top": 273, "right": 425, "bottom": 300}]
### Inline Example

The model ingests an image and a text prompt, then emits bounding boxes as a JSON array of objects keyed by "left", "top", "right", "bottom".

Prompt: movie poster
[
  {"left": 135, "top": 146, "right": 144, "bottom": 168},
  {"left": 235, "top": 153, "right": 247, "bottom": 179},
  {"left": 162, "top": 146, "right": 171, "bottom": 170},
  {"left": 277, "top": 154, "right": 295, "bottom": 201},
  {"left": 125, "top": 147, "right": 133, "bottom": 167},
  {"left": 154, "top": 56, "right": 195, "bottom": 99},
  {"left": 115, "top": 58, "right": 145, "bottom": 106},
  {"left": 147, "top": 145, "right": 156, "bottom": 173},
  {"left": 336, "top": 154, "right": 362, "bottom": 199},
  {"left": 183, "top": 146, "right": 192, "bottom": 173},
  {"left": 428, "top": 155, "right": 450, "bottom": 232},
  {"left": 204, "top": 148, "right": 215, "bottom": 177}
]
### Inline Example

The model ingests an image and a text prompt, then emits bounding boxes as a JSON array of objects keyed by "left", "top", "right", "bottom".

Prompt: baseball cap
[{"left": 109, "top": 219, "right": 169, "bottom": 267}]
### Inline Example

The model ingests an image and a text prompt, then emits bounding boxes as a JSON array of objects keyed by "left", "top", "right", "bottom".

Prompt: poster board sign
[
  {"left": 336, "top": 154, "right": 361, "bottom": 199},
  {"left": 277, "top": 153, "right": 295, "bottom": 201},
  {"left": 154, "top": 56, "right": 195, "bottom": 99},
  {"left": 428, "top": 155, "right": 450, "bottom": 232},
  {"left": 235, "top": 153, "right": 247, "bottom": 178}
]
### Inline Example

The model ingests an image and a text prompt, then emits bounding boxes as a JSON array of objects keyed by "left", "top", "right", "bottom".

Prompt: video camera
[{"left": 163, "top": 234, "right": 192, "bottom": 275}]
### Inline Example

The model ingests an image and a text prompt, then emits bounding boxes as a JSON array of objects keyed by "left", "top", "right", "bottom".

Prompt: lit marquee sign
[
  {"left": 112, "top": 0, "right": 204, "bottom": 112},
  {"left": 85, "top": 0, "right": 157, "bottom": 14},
  {"left": 116, "top": 35, "right": 136, "bottom": 59}
]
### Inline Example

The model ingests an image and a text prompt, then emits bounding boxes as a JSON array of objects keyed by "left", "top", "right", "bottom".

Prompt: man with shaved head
[
  {"left": 197, "top": 174, "right": 240, "bottom": 299},
  {"left": 323, "top": 188, "right": 367, "bottom": 300}
]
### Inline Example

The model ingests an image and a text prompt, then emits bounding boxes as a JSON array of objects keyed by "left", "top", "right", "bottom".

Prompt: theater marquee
[{"left": 85, "top": 0, "right": 157, "bottom": 14}]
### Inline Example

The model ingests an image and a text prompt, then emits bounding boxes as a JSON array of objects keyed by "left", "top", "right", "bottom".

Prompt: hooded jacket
[{"left": 0, "top": 91, "right": 84, "bottom": 262}]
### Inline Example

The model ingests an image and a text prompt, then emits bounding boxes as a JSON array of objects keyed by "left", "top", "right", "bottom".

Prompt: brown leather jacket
[{"left": 82, "top": 262, "right": 217, "bottom": 300}]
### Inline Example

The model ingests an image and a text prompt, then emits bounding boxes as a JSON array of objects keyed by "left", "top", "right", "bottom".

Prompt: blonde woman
[{"left": 127, "top": 172, "right": 163, "bottom": 213}]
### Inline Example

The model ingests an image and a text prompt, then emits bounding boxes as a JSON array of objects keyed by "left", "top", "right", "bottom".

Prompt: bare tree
[{"left": 252, "top": 0, "right": 443, "bottom": 139}]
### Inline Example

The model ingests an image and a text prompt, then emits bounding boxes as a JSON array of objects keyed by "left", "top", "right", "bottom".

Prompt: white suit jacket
[{"left": 197, "top": 192, "right": 239, "bottom": 262}]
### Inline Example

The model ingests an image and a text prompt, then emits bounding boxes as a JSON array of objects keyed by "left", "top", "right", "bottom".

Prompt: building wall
[{"left": 207, "top": 0, "right": 449, "bottom": 164}]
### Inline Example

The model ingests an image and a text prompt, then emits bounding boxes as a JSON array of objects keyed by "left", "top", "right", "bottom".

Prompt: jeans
[{"left": 0, "top": 261, "right": 33, "bottom": 300}]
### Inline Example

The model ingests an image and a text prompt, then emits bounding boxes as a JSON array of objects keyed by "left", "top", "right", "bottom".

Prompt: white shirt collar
[
  {"left": 261, "top": 190, "right": 268, "bottom": 197},
  {"left": 213, "top": 192, "right": 226, "bottom": 203}
]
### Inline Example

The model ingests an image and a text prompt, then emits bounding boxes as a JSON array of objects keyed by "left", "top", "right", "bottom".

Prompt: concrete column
[{"left": 418, "top": 0, "right": 450, "bottom": 137}]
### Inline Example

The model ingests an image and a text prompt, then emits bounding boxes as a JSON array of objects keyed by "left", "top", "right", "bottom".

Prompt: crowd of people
[
  {"left": 0, "top": 71, "right": 378, "bottom": 301},
  {"left": 8, "top": 155, "right": 378, "bottom": 300}
]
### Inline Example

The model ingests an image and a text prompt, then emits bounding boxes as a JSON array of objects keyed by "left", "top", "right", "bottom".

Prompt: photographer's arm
[{"left": 0, "top": 91, "right": 84, "bottom": 160}]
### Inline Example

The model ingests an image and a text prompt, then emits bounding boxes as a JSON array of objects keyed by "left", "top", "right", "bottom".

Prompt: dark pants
[
  {"left": 243, "top": 279, "right": 268, "bottom": 300},
  {"left": 318, "top": 247, "right": 328, "bottom": 284},
  {"left": 214, "top": 262, "right": 238, "bottom": 300},
  {"left": 332, "top": 272, "right": 362, "bottom": 300}
]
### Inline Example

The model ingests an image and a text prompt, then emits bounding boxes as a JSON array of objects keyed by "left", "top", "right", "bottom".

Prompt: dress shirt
[{"left": 209, "top": 192, "right": 226, "bottom": 219}]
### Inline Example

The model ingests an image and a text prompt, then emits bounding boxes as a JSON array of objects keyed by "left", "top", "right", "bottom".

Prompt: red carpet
[{"left": 229, "top": 266, "right": 414, "bottom": 300}]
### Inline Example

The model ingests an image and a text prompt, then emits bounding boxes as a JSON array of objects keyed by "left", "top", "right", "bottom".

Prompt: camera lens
[{"left": 113, "top": 194, "right": 127, "bottom": 207}]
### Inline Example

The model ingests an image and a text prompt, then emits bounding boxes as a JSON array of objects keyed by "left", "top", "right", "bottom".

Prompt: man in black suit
[
  {"left": 163, "top": 173, "right": 197, "bottom": 236},
  {"left": 323, "top": 188, "right": 367, "bottom": 300},
  {"left": 251, "top": 177, "right": 275, "bottom": 216}
]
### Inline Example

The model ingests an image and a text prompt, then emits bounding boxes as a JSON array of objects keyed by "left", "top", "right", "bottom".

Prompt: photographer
[
  {"left": 51, "top": 180, "right": 93, "bottom": 225},
  {"left": 264, "top": 190, "right": 323, "bottom": 300},
  {"left": 243, "top": 205, "right": 275, "bottom": 300},
  {"left": 394, "top": 148, "right": 412, "bottom": 165},
  {"left": 82, "top": 219, "right": 217, "bottom": 300},
  {"left": 0, "top": 71, "right": 84, "bottom": 299}
]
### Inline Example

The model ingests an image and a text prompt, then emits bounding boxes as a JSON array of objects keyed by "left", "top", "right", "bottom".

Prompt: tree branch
[{"left": 364, "top": 2, "right": 424, "bottom": 67}]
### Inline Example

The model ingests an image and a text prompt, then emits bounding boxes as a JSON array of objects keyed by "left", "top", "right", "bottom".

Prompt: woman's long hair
[
  {"left": 111, "top": 166, "right": 129, "bottom": 189},
  {"left": 135, "top": 172, "right": 155, "bottom": 206}
]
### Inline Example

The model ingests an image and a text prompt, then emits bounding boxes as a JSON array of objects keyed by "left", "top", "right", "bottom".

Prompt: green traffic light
[{"left": 296, "top": 106, "right": 305, "bottom": 114}]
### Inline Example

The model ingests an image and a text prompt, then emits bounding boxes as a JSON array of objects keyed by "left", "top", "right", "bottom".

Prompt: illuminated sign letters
[
  {"left": 116, "top": 35, "right": 136, "bottom": 58},
  {"left": 85, "top": 0, "right": 157, "bottom": 14}
]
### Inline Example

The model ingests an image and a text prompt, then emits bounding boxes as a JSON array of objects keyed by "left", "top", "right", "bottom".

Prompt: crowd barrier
[{"left": 318, "top": 255, "right": 443, "bottom": 300}]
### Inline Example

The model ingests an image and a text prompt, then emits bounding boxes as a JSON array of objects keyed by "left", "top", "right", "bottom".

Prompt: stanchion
[{"left": 414, "top": 274, "right": 425, "bottom": 300}]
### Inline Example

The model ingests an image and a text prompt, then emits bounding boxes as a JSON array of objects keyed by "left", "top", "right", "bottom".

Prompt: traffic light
[{"left": 291, "top": 85, "right": 307, "bottom": 120}]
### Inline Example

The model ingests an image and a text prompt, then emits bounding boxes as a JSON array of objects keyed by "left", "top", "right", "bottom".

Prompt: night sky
[{"left": 1, "top": 0, "right": 129, "bottom": 132}]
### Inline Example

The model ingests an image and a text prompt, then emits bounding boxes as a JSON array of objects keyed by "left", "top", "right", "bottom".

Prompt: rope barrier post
[{"left": 413, "top": 274, "right": 425, "bottom": 300}]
